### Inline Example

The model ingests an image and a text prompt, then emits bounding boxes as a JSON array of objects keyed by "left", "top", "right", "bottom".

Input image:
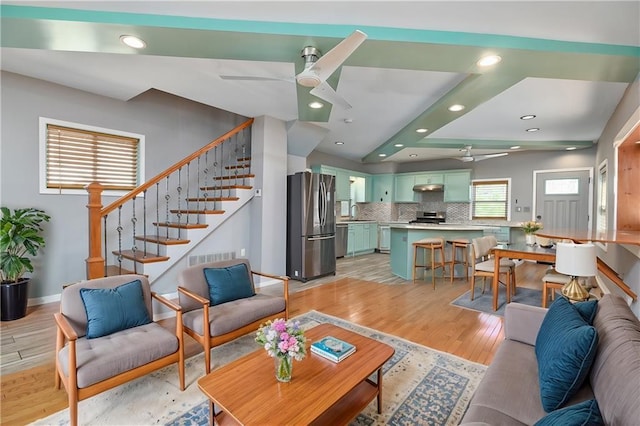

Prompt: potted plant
[
  {"left": 520, "top": 220, "right": 543, "bottom": 245},
  {"left": 1, "top": 207, "right": 50, "bottom": 321}
]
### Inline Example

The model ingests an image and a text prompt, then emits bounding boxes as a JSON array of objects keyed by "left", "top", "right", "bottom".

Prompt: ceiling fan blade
[
  {"left": 219, "top": 75, "right": 292, "bottom": 82},
  {"left": 310, "top": 81, "right": 352, "bottom": 110},
  {"left": 308, "top": 30, "right": 367, "bottom": 82},
  {"left": 474, "top": 152, "right": 509, "bottom": 161}
]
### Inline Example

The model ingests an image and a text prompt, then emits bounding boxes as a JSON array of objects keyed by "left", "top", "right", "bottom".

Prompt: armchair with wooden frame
[
  {"left": 54, "top": 275, "right": 185, "bottom": 426},
  {"left": 178, "top": 258, "right": 289, "bottom": 374}
]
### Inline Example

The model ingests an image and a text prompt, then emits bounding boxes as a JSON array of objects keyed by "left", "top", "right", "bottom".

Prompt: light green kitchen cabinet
[
  {"left": 347, "top": 226, "right": 356, "bottom": 254},
  {"left": 347, "top": 223, "right": 377, "bottom": 255},
  {"left": 394, "top": 175, "right": 416, "bottom": 202},
  {"left": 415, "top": 173, "right": 444, "bottom": 185},
  {"left": 371, "top": 174, "right": 394, "bottom": 202},
  {"left": 313, "top": 165, "right": 336, "bottom": 176},
  {"left": 444, "top": 170, "right": 471, "bottom": 202},
  {"left": 335, "top": 169, "right": 351, "bottom": 200}
]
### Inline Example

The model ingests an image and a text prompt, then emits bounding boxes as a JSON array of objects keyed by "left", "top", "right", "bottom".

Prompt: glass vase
[{"left": 274, "top": 355, "right": 293, "bottom": 382}]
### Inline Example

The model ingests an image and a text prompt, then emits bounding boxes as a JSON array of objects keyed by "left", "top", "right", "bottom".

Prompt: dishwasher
[{"left": 335, "top": 224, "right": 348, "bottom": 258}]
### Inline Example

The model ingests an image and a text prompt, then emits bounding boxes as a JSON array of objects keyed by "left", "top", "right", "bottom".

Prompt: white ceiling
[{"left": 1, "top": 1, "right": 638, "bottom": 164}]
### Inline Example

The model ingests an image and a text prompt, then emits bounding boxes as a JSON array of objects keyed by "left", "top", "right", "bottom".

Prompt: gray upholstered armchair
[
  {"left": 178, "top": 258, "right": 289, "bottom": 373},
  {"left": 54, "top": 275, "right": 185, "bottom": 426}
]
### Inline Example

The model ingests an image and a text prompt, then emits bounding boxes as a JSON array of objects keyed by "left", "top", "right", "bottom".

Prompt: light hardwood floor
[{"left": 1, "top": 253, "right": 550, "bottom": 425}]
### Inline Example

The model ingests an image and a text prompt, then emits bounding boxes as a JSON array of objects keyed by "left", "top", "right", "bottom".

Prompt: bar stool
[
  {"left": 542, "top": 272, "right": 571, "bottom": 308},
  {"left": 447, "top": 238, "right": 470, "bottom": 284},
  {"left": 412, "top": 237, "right": 445, "bottom": 289}
]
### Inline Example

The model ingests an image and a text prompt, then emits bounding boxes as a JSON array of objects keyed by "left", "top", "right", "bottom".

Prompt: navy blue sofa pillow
[
  {"left": 80, "top": 279, "right": 152, "bottom": 339},
  {"left": 204, "top": 263, "right": 255, "bottom": 306}
]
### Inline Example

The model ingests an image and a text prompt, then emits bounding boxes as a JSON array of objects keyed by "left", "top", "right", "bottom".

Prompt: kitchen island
[{"left": 390, "top": 223, "right": 497, "bottom": 280}]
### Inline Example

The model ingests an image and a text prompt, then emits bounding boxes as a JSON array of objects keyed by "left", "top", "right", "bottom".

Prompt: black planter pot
[{"left": 1, "top": 278, "right": 30, "bottom": 321}]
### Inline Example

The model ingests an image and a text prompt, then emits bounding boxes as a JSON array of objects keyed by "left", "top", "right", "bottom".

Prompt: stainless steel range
[{"left": 409, "top": 211, "right": 446, "bottom": 224}]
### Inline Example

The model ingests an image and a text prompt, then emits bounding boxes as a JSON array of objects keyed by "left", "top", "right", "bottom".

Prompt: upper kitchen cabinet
[
  {"left": 394, "top": 174, "right": 417, "bottom": 202},
  {"left": 415, "top": 173, "right": 444, "bottom": 185},
  {"left": 335, "top": 169, "right": 351, "bottom": 200},
  {"left": 311, "top": 165, "right": 371, "bottom": 201},
  {"left": 444, "top": 170, "right": 471, "bottom": 202},
  {"left": 371, "top": 174, "right": 394, "bottom": 202}
]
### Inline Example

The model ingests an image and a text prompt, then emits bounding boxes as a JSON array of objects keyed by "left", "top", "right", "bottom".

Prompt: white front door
[{"left": 534, "top": 169, "right": 592, "bottom": 232}]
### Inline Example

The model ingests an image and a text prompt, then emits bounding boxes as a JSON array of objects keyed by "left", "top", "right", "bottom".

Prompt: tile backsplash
[{"left": 341, "top": 201, "right": 471, "bottom": 223}]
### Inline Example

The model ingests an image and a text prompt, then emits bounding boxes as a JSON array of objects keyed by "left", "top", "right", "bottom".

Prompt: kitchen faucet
[{"left": 350, "top": 204, "right": 360, "bottom": 220}]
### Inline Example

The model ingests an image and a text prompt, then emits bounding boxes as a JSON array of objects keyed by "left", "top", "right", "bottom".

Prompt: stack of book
[{"left": 310, "top": 336, "right": 356, "bottom": 363}]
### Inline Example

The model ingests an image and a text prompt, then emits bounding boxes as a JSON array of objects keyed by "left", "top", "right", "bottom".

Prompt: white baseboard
[{"left": 28, "top": 293, "right": 61, "bottom": 306}]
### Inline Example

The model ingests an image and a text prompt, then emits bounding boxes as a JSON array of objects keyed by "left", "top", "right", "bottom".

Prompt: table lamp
[{"left": 555, "top": 242, "right": 597, "bottom": 302}]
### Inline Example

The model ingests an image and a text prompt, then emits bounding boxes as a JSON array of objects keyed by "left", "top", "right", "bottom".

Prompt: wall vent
[{"left": 188, "top": 251, "right": 237, "bottom": 266}]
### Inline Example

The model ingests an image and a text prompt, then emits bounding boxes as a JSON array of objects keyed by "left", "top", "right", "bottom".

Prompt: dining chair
[{"left": 470, "top": 236, "right": 516, "bottom": 301}]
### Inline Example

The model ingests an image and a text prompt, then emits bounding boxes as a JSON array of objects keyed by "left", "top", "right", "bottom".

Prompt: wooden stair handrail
[
  {"left": 597, "top": 256, "right": 637, "bottom": 301},
  {"left": 101, "top": 118, "right": 254, "bottom": 217}
]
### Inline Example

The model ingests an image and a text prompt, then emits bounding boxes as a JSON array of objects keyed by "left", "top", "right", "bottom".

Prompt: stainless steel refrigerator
[{"left": 287, "top": 172, "right": 336, "bottom": 281}]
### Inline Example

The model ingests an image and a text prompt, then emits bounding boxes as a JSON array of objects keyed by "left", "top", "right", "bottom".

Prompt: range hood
[{"left": 413, "top": 184, "right": 444, "bottom": 192}]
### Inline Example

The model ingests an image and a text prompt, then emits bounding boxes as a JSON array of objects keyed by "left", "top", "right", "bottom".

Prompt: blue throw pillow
[
  {"left": 574, "top": 300, "right": 598, "bottom": 324},
  {"left": 534, "top": 399, "right": 603, "bottom": 426},
  {"left": 204, "top": 263, "right": 255, "bottom": 306},
  {"left": 535, "top": 297, "right": 599, "bottom": 412},
  {"left": 80, "top": 279, "right": 151, "bottom": 339}
]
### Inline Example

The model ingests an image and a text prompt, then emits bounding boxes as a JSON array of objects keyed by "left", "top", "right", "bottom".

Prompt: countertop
[{"left": 390, "top": 223, "right": 497, "bottom": 231}]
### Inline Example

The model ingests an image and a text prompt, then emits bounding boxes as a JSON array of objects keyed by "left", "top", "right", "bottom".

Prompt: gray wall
[{"left": 0, "top": 71, "right": 251, "bottom": 299}]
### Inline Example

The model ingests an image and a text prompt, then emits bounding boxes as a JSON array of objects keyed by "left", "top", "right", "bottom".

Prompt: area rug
[
  {"left": 33, "top": 311, "right": 486, "bottom": 426},
  {"left": 451, "top": 287, "right": 543, "bottom": 316}
]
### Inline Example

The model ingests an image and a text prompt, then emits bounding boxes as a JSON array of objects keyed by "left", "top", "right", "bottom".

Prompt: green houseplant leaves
[{"left": 0, "top": 207, "right": 51, "bottom": 283}]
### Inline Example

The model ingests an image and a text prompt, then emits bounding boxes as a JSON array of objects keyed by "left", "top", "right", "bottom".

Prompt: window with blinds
[
  {"left": 472, "top": 179, "right": 509, "bottom": 219},
  {"left": 44, "top": 123, "right": 141, "bottom": 191}
]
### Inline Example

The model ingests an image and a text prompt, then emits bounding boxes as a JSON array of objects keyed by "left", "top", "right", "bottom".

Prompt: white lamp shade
[{"left": 555, "top": 243, "right": 597, "bottom": 277}]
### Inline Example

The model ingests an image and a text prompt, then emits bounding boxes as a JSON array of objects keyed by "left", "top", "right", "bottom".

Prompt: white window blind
[
  {"left": 472, "top": 180, "right": 509, "bottom": 219},
  {"left": 46, "top": 124, "right": 139, "bottom": 190}
]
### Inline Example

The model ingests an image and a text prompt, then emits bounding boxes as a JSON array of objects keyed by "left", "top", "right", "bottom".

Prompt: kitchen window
[
  {"left": 472, "top": 179, "right": 510, "bottom": 220},
  {"left": 39, "top": 118, "right": 144, "bottom": 195}
]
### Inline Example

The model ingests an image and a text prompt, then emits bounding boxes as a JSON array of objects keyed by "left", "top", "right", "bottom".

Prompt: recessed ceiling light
[
  {"left": 566, "top": 147, "right": 577, "bottom": 151},
  {"left": 416, "top": 128, "right": 428, "bottom": 133},
  {"left": 409, "top": 154, "right": 418, "bottom": 158},
  {"left": 378, "top": 153, "right": 387, "bottom": 157},
  {"left": 120, "top": 35, "right": 146, "bottom": 49},
  {"left": 308, "top": 101, "right": 324, "bottom": 109},
  {"left": 477, "top": 55, "right": 502, "bottom": 67},
  {"left": 394, "top": 143, "right": 404, "bottom": 147},
  {"left": 448, "top": 104, "right": 465, "bottom": 112},
  {"left": 510, "top": 146, "right": 521, "bottom": 150},
  {"left": 526, "top": 128, "right": 540, "bottom": 132},
  {"left": 334, "top": 141, "right": 344, "bottom": 145},
  {"left": 520, "top": 114, "right": 536, "bottom": 120}
]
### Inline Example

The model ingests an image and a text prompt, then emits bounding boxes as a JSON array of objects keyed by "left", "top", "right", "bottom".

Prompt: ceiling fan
[
  {"left": 455, "top": 146, "right": 508, "bottom": 162},
  {"left": 220, "top": 30, "right": 367, "bottom": 109}
]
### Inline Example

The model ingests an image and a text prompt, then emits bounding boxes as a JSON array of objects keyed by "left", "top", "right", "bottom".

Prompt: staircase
[{"left": 86, "top": 119, "right": 255, "bottom": 283}]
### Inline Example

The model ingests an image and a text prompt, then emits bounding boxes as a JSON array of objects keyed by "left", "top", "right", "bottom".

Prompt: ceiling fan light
[{"left": 460, "top": 156, "right": 474, "bottom": 162}]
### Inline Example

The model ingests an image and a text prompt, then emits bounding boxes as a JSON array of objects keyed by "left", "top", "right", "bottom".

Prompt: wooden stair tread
[
  {"left": 112, "top": 250, "right": 169, "bottom": 263},
  {"left": 200, "top": 185, "right": 252, "bottom": 190},
  {"left": 237, "top": 157, "right": 251, "bottom": 161},
  {"left": 225, "top": 164, "right": 250, "bottom": 169},
  {"left": 214, "top": 174, "right": 255, "bottom": 180},
  {"left": 135, "top": 235, "right": 190, "bottom": 245},
  {"left": 185, "top": 197, "right": 239, "bottom": 202},
  {"left": 170, "top": 209, "right": 225, "bottom": 215},
  {"left": 153, "top": 222, "right": 209, "bottom": 229}
]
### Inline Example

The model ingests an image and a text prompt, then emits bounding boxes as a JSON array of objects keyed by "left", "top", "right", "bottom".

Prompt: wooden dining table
[{"left": 491, "top": 243, "right": 556, "bottom": 311}]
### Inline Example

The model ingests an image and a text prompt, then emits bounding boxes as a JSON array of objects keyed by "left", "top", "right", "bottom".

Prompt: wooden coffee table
[{"left": 198, "top": 323, "right": 395, "bottom": 425}]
